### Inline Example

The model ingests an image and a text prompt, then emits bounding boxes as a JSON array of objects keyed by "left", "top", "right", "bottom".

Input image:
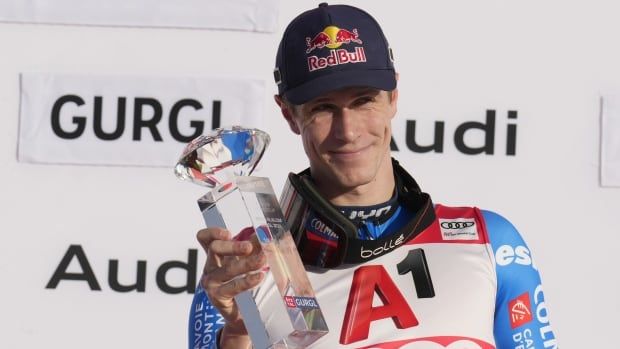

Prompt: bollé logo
[
  {"left": 360, "top": 234, "right": 405, "bottom": 259},
  {"left": 50, "top": 95, "right": 222, "bottom": 143},
  {"left": 390, "top": 109, "right": 518, "bottom": 156}
]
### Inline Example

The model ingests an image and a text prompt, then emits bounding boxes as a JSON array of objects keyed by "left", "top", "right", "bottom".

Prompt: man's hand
[{"left": 197, "top": 227, "right": 267, "bottom": 348}]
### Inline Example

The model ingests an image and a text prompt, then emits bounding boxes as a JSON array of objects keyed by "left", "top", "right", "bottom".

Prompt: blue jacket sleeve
[
  {"left": 482, "top": 210, "right": 558, "bottom": 349},
  {"left": 188, "top": 284, "right": 225, "bottom": 349}
]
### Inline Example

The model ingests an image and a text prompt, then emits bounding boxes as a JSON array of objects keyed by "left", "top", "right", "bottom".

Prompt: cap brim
[{"left": 283, "top": 69, "right": 396, "bottom": 105}]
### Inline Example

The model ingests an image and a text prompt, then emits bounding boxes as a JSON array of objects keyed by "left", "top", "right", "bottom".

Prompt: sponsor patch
[
  {"left": 509, "top": 292, "right": 533, "bottom": 329},
  {"left": 438, "top": 218, "right": 479, "bottom": 240},
  {"left": 284, "top": 296, "right": 296, "bottom": 308},
  {"left": 305, "top": 25, "right": 366, "bottom": 72},
  {"left": 306, "top": 25, "right": 362, "bottom": 53},
  {"left": 283, "top": 296, "right": 320, "bottom": 310},
  {"left": 307, "top": 217, "right": 338, "bottom": 240}
]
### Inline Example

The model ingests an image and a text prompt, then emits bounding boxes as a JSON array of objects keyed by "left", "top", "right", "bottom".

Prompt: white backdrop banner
[
  {"left": 0, "top": 0, "right": 279, "bottom": 32},
  {"left": 18, "top": 73, "right": 265, "bottom": 167},
  {"left": 601, "top": 95, "right": 620, "bottom": 187}
]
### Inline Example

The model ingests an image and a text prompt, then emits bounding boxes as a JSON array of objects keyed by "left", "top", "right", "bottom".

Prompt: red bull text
[
  {"left": 307, "top": 47, "right": 367, "bottom": 72},
  {"left": 305, "top": 26, "right": 366, "bottom": 72}
]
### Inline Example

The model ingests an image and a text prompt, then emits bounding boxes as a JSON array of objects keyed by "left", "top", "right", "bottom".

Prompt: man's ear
[
  {"left": 390, "top": 88, "right": 399, "bottom": 105},
  {"left": 274, "top": 95, "right": 301, "bottom": 135}
]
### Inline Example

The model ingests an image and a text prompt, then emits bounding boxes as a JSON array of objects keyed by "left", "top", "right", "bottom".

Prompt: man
[{"left": 190, "top": 3, "right": 557, "bottom": 349}]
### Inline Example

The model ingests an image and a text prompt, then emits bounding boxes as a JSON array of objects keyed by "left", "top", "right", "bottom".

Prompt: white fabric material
[
  {"left": 601, "top": 95, "right": 620, "bottom": 187},
  {"left": 254, "top": 239, "right": 497, "bottom": 348},
  {"left": 18, "top": 72, "right": 265, "bottom": 167},
  {"left": 0, "top": 0, "right": 278, "bottom": 32}
]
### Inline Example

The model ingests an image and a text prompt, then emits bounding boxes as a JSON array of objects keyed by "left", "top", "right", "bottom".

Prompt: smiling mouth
[{"left": 329, "top": 145, "right": 370, "bottom": 158}]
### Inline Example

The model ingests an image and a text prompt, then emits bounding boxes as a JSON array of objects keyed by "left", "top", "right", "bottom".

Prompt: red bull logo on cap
[{"left": 305, "top": 26, "right": 366, "bottom": 72}]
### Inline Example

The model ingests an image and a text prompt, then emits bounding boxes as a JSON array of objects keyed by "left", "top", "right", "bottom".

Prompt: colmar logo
[
  {"left": 310, "top": 218, "right": 339, "bottom": 240},
  {"left": 508, "top": 292, "right": 533, "bottom": 329},
  {"left": 305, "top": 25, "right": 366, "bottom": 72},
  {"left": 534, "top": 284, "right": 557, "bottom": 348}
]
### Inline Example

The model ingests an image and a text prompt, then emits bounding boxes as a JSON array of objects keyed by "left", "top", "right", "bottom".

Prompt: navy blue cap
[{"left": 274, "top": 3, "right": 396, "bottom": 105}]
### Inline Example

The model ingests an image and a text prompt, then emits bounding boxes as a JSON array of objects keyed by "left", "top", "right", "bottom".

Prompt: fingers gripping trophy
[{"left": 175, "top": 126, "right": 328, "bottom": 349}]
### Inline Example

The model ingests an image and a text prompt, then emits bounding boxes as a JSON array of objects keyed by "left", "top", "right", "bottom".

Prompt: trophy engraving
[{"left": 175, "top": 126, "right": 328, "bottom": 349}]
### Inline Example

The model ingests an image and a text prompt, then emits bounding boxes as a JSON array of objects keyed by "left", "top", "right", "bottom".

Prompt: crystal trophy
[{"left": 174, "top": 126, "right": 328, "bottom": 349}]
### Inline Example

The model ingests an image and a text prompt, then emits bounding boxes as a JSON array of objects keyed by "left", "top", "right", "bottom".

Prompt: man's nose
[{"left": 333, "top": 108, "right": 359, "bottom": 142}]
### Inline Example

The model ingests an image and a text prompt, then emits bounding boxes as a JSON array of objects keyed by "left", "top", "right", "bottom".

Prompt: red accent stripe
[{"left": 305, "top": 230, "right": 338, "bottom": 247}]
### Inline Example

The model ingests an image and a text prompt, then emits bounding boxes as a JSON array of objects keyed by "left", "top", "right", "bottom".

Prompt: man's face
[{"left": 283, "top": 87, "right": 398, "bottom": 199}]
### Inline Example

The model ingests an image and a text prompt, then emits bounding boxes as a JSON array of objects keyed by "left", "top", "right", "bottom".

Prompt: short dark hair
[{"left": 281, "top": 88, "right": 395, "bottom": 117}]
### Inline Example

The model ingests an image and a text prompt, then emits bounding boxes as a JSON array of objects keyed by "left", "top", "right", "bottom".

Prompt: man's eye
[
  {"left": 353, "top": 96, "right": 374, "bottom": 106},
  {"left": 311, "top": 104, "right": 334, "bottom": 113}
]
